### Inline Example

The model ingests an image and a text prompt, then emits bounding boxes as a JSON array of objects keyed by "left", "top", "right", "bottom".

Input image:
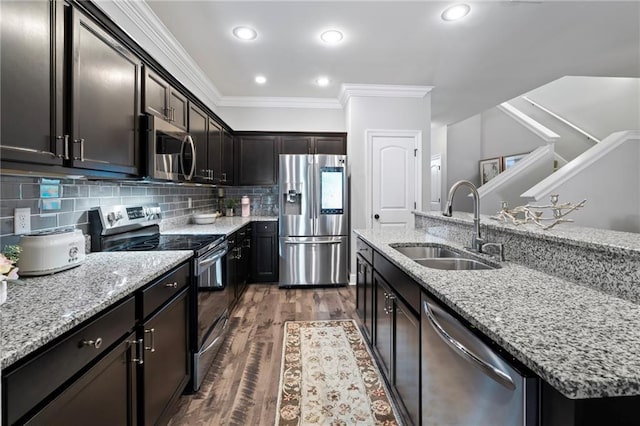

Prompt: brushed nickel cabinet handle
[
  {"left": 165, "top": 282, "right": 178, "bottom": 288},
  {"left": 129, "top": 338, "right": 144, "bottom": 365},
  {"left": 79, "top": 337, "right": 103, "bottom": 349},
  {"left": 144, "top": 328, "right": 155, "bottom": 352},
  {"left": 73, "top": 138, "right": 85, "bottom": 161},
  {"left": 55, "top": 135, "right": 70, "bottom": 159}
]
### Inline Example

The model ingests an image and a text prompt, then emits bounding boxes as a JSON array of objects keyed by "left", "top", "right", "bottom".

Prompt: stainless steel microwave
[{"left": 143, "top": 115, "right": 196, "bottom": 181}]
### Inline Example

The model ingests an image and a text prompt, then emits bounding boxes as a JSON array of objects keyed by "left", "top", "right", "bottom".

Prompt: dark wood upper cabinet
[
  {"left": 0, "top": 0, "right": 65, "bottom": 166},
  {"left": 315, "top": 136, "right": 346, "bottom": 154},
  {"left": 280, "top": 136, "right": 313, "bottom": 154},
  {"left": 69, "top": 6, "right": 141, "bottom": 176},
  {"left": 143, "top": 67, "right": 187, "bottom": 130},
  {"left": 208, "top": 118, "right": 222, "bottom": 182},
  {"left": 279, "top": 134, "right": 347, "bottom": 155},
  {"left": 221, "top": 129, "right": 234, "bottom": 184},
  {"left": 235, "top": 135, "right": 278, "bottom": 185},
  {"left": 188, "top": 103, "right": 209, "bottom": 181}
]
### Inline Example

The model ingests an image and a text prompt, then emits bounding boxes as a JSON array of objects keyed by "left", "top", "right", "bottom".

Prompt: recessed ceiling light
[
  {"left": 320, "top": 30, "right": 343, "bottom": 44},
  {"left": 441, "top": 4, "right": 471, "bottom": 21},
  {"left": 233, "top": 26, "right": 257, "bottom": 40},
  {"left": 316, "top": 77, "right": 330, "bottom": 87},
  {"left": 255, "top": 75, "right": 267, "bottom": 84}
]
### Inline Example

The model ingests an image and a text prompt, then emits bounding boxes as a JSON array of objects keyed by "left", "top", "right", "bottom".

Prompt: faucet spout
[{"left": 442, "top": 180, "right": 483, "bottom": 251}]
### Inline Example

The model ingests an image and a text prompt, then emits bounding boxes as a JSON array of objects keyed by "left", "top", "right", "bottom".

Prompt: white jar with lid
[{"left": 241, "top": 196, "right": 250, "bottom": 217}]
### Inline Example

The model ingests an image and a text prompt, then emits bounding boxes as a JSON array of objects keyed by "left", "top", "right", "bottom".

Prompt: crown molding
[
  {"left": 217, "top": 96, "right": 343, "bottom": 109},
  {"left": 339, "top": 84, "right": 433, "bottom": 105},
  {"left": 95, "top": 0, "right": 222, "bottom": 109}
]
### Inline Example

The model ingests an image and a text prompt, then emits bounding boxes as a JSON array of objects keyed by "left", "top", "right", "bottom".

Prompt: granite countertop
[
  {"left": 416, "top": 211, "right": 640, "bottom": 255},
  {"left": 163, "top": 215, "right": 277, "bottom": 236},
  {"left": 1, "top": 251, "right": 192, "bottom": 369},
  {"left": 354, "top": 227, "right": 640, "bottom": 400}
]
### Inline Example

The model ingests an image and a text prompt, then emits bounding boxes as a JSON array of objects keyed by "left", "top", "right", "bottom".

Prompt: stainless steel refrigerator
[{"left": 279, "top": 154, "right": 348, "bottom": 287}]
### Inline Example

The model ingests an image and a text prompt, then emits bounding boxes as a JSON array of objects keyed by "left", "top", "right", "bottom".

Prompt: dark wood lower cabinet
[
  {"left": 393, "top": 295, "right": 420, "bottom": 425},
  {"left": 356, "top": 254, "right": 373, "bottom": 343},
  {"left": 373, "top": 273, "right": 393, "bottom": 378},
  {"left": 139, "top": 288, "right": 189, "bottom": 426},
  {"left": 251, "top": 221, "right": 278, "bottom": 282},
  {"left": 25, "top": 332, "right": 137, "bottom": 426}
]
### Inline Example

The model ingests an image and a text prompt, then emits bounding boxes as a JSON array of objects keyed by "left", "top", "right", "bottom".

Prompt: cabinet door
[
  {"left": 356, "top": 255, "right": 367, "bottom": 324},
  {"left": 0, "top": 0, "right": 65, "bottom": 166},
  {"left": 280, "top": 135, "right": 312, "bottom": 154},
  {"left": 226, "top": 239, "right": 238, "bottom": 309},
  {"left": 393, "top": 297, "right": 420, "bottom": 425},
  {"left": 315, "top": 136, "right": 346, "bottom": 155},
  {"left": 373, "top": 272, "right": 393, "bottom": 378},
  {"left": 235, "top": 135, "right": 278, "bottom": 185},
  {"left": 208, "top": 118, "right": 222, "bottom": 182},
  {"left": 221, "top": 130, "right": 234, "bottom": 184},
  {"left": 365, "top": 262, "right": 375, "bottom": 343},
  {"left": 26, "top": 333, "right": 137, "bottom": 426},
  {"left": 189, "top": 103, "right": 209, "bottom": 181},
  {"left": 70, "top": 8, "right": 141, "bottom": 175},
  {"left": 143, "top": 67, "right": 170, "bottom": 120},
  {"left": 140, "top": 289, "right": 189, "bottom": 426},
  {"left": 251, "top": 222, "right": 278, "bottom": 282},
  {"left": 169, "top": 89, "right": 188, "bottom": 130}
]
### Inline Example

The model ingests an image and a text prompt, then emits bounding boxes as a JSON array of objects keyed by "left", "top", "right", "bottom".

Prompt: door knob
[{"left": 374, "top": 214, "right": 380, "bottom": 220}]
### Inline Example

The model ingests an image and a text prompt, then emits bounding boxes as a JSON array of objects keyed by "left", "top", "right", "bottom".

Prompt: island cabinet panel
[
  {"left": 356, "top": 238, "right": 374, "bottom": 343},
  {"left": 0, "top": 0, "right": 64, "bottom": 166},
  {"left": 235, "top": 135, "right": 278, "bottom": 185},
  {"left": 69, "top": 7, "right": 141, "bottom": 175}
]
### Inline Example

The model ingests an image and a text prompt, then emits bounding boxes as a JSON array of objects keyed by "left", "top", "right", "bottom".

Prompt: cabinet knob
[
  {"left": 80, "top": 337, "right": 103, "bottom": 349},
  {"left": 164, "top": 282, "right": 178, "bottom": 288}
]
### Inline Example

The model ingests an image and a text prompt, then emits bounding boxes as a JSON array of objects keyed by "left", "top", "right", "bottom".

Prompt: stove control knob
[
  {"left": 106, "top": 212, "right": 116, "bottom": 225},
  {"left": 115, "top": 211, "right": 123, "bottom": 220}
]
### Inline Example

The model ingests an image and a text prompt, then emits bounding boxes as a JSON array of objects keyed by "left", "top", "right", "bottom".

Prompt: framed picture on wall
[
  {"left": 479, "top": 157, "right": 502, "bottom": 185},
  {"left": 502, "top": 153, "right": 528, "bottom": 170}
]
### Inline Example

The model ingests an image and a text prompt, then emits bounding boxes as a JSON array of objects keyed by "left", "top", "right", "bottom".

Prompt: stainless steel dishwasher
[{"left": 421, "top": 293, "right": 538, "bottom": 425}]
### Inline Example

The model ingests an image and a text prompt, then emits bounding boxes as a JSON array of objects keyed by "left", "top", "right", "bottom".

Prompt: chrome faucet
[{"left": 442, "top": 180, "right": 484, "bottom": 252}]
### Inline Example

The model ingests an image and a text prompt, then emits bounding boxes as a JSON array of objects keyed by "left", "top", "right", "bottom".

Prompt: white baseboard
[{"left": 349, "top": 273, "right": 356, "bottom": 285}]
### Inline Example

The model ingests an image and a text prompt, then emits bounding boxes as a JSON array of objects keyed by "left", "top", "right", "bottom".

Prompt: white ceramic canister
[{"left": 241, "top": 196, "right": 250, "bottom": 217}]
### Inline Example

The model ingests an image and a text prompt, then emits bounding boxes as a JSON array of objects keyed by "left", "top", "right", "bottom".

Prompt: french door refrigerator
[{"left": 279, "top": 154, "right": 348, "bottom": 287}]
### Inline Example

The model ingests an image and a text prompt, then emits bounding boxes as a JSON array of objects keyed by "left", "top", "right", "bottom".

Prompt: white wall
[
  {"left": 481, "top": 108, "right": 550, "bottom": 159},
  {"left": 529, "top": 139, "right": 640, "bottom": 233},
  {"left": 216, "top": 106, "right": 345, "bottom": 132},
  {"left": 347, "top": 95, "right": 431, "bottom": 274},
  {"left": 445, "top": 115, "right": 482, "bottom": 213},
  {"left": 525, "top": 76, "right": 640, "bottom": 139},
  {"left": 431, "top": 125, "right": 447, "bottom": 211}
]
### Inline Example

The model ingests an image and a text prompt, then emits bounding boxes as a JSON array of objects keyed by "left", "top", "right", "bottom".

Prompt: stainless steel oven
[
  {"left": 143, "top": 115, "right": 196, "bottom": 181},
  {"left": 89, "top": 204, "right": 231, "bottom": 393}
]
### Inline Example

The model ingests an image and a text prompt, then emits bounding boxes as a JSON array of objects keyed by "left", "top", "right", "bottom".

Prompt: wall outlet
[
  {"left": 14, "top": 208, "right": 31, "bottom": 234},
  {"left": 188, "top": 197, "right": 192, "bottom": 208}
]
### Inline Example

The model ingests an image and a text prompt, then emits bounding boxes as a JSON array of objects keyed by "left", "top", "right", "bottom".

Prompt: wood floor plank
[{"left": 167, "top": 283, "right": 357, "bottom": 426}]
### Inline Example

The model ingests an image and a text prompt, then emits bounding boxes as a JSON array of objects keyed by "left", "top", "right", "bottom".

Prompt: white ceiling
[{"left": 144, "top": 1, "right": 640, "bottom": 126}]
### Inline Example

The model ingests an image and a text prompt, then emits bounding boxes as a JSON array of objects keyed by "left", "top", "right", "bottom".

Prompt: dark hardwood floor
[{"left": 167, "top": 283, "right": 357, "bottom": 425}]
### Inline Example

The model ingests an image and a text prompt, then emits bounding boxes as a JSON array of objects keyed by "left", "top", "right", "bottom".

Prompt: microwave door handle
[{"left": 182, "top": 135, "right": 196, "bottom": 180}]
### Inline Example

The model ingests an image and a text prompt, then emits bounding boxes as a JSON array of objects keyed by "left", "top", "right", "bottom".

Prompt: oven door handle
[{"left": 198, "top": 246, "right": 228, "bottom": 269}]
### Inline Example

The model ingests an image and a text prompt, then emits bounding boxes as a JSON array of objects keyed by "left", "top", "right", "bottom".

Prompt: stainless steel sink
[
  {"left": 393, "top": 245, "right": 460, "bottom": 259},
  {"left": 415, "top": 258, "right": 496, "bottom": 271},
  {"left": 391, "top": 244, "right": 499, "bottom": 270}
]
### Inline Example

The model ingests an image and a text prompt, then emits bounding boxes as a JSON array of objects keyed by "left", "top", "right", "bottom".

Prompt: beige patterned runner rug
[{"left": 275, "top": 320, "right": 401, "bottom": 425}]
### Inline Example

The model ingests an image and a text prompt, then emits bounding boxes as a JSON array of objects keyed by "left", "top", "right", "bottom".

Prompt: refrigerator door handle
[{"left": 283, "top": 240, "right": 341, "bottom": 245}]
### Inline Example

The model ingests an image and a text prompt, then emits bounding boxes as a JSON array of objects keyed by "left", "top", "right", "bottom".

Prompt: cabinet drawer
[
  {"left": 356, "top": 238, "right": 373, "bottom": 264},
  {"left": 374, "top": 251, "right": 420, "bottom": 316},
  {"left": 255, "top": 221, "right": 277, "bottom": 234},
  {"left": 4, "top": 296, "right": 135, "bottom": 425},
  {"left": 141, "top": 262, "right": 189, "bottom": 320}
]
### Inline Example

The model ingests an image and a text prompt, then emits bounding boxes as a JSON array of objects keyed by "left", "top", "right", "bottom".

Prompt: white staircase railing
[
  {"left": 497, "top": 102, "right": 560, "bottom": 142},
  {"left": 521, "top": 96, "right": 601, "bottom": 143}
]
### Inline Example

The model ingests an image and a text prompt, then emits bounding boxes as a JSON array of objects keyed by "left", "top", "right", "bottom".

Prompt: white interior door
[
  {"left": 430, "top": 154, "right": 442, "bottom": 211},
  {"left": 371, "top": 134, "right": 418, "bottom": 231}
]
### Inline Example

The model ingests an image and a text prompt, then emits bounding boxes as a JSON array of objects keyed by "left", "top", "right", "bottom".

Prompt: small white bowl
[{"left": 193, "top": 213, "right": 218, "bottom": 225}]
